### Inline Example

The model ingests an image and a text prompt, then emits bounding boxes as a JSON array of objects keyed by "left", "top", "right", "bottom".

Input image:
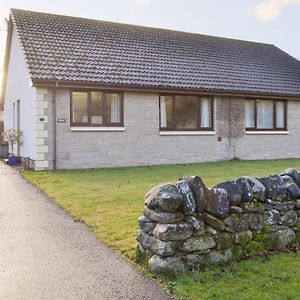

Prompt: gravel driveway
[{"left": 0, "top": 162, "right": 171, "bottom": 300}]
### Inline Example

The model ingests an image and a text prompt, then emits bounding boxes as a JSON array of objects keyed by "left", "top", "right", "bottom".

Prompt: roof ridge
[{"left": 10, "top": 8, "right": 275, "bottom": 47}]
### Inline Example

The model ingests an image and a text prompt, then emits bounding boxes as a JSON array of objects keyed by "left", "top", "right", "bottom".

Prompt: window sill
[
  {"left": 246, "top": 131, "right": 289, "bottom": 135},
  {"left": 160, "top": 131, "right": 215, "bottom": 136},
  {"left": 70, "top": 127, "right": 125, "bottom": 132}
]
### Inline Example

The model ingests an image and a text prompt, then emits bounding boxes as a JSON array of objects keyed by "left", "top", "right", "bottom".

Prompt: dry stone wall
[{"left": 136, "top": 168, "right": 300, "bottom": 275}]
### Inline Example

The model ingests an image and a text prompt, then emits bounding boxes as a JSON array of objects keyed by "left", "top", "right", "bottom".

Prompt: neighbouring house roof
[{"left": 5, "top": 9, "right": 300, "bottom": 98}]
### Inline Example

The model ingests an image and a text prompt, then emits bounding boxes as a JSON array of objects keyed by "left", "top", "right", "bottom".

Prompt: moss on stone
[
  {"left": 255, "top": 202, "right": 265, "bottom": 212},
  {"left": 253, "top": 233, "right": 272, "bottom": 250},
  {"left": 217, "top": 232, "right": 234, "bottom": 250},
  {"left": 235, "top": 230, "right": 253, "bottom": 248},
  {"left": 253, "top": 233, "right": 269, "bottom": 242},
  {"left": 262, "top": 226, "right": 272, "bottom": 234},
  {"left": 231, "top": 245, "right": 243, "bottom": 259},
  {"left": 245, "top": 241, "right": 264, "bottom": 256}
]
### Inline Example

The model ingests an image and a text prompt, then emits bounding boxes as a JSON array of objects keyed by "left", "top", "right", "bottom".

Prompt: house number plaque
[{"left": 57, "top": 118, "right": 67, "bottom": 123}]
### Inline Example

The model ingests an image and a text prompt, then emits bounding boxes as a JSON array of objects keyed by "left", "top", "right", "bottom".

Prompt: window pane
[
  {"left": 257, "top": 100, "right": 273, "bottom": 129},
  {"left": 106, "top": 93, "right": 121, "bottom": 123},
  {"left": 72, "top": 92, "right": 88, "bottom": 123},
  {"left": 160, "top": 96, "right": 173, "bottom": 128},
  {"left": 91, "top": 92, "right": 103, "bottom": 124},
  {"left": 276, "top": 101, "right": 285, "bottom": 128},
  {"left": 200, "top": 98, "right": 212, "bottom": 128},
  {"left": 245, "top": 100, "right": 255, "bottom": 128},
  {"left": 175, "top": 96, "right": 197, "bottom": 129}
]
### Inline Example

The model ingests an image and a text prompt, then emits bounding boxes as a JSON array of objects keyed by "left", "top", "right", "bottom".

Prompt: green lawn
[
  {"left": 170, "top": 252, "right": 300, "bottom": 300},
  {"left": 23, "top": 158, "right": 300, "bottom": 299}
]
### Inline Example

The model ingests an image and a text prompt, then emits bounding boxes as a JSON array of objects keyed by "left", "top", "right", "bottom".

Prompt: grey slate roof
[{"left": 10, "top": 9, "right": 300, "bottom": 97}]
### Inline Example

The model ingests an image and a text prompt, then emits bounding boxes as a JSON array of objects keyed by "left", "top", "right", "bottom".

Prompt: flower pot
[{"left": 8, "top": 156, "right": 20, "bottom": 166}]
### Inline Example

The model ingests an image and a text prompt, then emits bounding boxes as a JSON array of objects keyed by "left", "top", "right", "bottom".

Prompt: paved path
[{"left": 0, "top": 162, "right": 171, "bottom": 300}]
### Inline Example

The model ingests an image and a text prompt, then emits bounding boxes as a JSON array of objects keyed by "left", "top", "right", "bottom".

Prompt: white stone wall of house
[{"left": 3, "top": 27, "right": 35, "bottom": 160}]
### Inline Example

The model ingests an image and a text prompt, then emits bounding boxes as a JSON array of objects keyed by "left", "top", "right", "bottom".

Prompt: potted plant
[{"left": 2, "top": 128, "right": 23, "bottom": 166}]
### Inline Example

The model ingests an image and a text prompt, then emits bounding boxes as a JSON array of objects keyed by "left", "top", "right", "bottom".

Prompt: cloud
[
  {"left": 251, "top": 0, "right": 300, "bottom": 22},
  {"left": 136, "top": 0, "right": 153, "bottom": 5}
]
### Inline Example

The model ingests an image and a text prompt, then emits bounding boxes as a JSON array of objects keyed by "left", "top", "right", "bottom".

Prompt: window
[
  {"left": 91, "top": 92, "right": 103, "bottom": 124},
  {"left": 160, "top": 95, "right": 213, "bottom": 130},
  {"left": 175, "top": 96, "right": 197, "bottom": 129},
  {"left": 71, "top": 91, "right": 123, "bottom": 126},
  {"left": 245, "top": 99, "right": 286, "bottom": 130},
  {"left": 72, "top": 92, "right": 88, "bottom": 123}
]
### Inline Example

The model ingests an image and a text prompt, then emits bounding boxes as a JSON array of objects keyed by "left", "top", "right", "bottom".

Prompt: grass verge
[{"left": 23, "top": 158, "right": 300, "bottom": 299}]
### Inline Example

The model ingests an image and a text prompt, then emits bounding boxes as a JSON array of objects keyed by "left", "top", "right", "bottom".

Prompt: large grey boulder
[
  {"left": 281, "top": 175, "right": 300, "bottom": 199},
  {"left": 208, "top": 249, "right": 232, "bottom": 265},
  {"left": 184, "top": 216, "right": 205, "bottom": 230},
  {"left": 144, "top": 183, "right": 183, "bottom": 212},
  {"left": 180, "top": 176, "right": 207, "bottom": 212},
  {"left": 265, "top": 199, "right": 294, "bottom": 211},
  {"left": 281, "top": 175, "right": 294, "bottom": 185},
  {"left": 136, "top": 230, "right": 176, "bottom": 256},
  {"left": 286, "top": 183, "right": 300, "bottom": 200},
  {"left": 203, "top": 212, "right": 225, "bottom": 231},
  {"left": 178, "top": 236, "right": 216, "bottom": 252},
  {"left": 205, "top": 188, "right": 229, "bottom": 218},
  {"left": 138, "top": 215, "right": 157, "bottom": 234},
  {"left": 280, "top": 210, "right": 298, "bottom": 226},
  {"left": 281, "top": 168, "right": 300, "bottom": 186},
  {"left": 224, "top": 214, "right": 249, "bottom": 232},
  {"left": 257, "top": 175, "right": 287, "bottom": 201},
  {"left": 144, "top": 207, "right": 184, "bottom": 224},
  {"left": 264, "top": 210, "right": 281, "bottom": 226},
  {"left": 177, "top": 180, "right": 197, "bottom": 215},
  {"left": 214, "top": 180, "right": 242, "bottom": 206},
  {"left": 245, "top": 177, "right": 266, "bottom": 202},
  {"left": 148, "top": 255, "right": 185, "bottom": 275},
  {"left": 270, "top": 228, "right": 296, "bottom": 248},
  {"left": 215, "top": 177, "right": 255, "bottom": 205},
  {"left": 153, "top": 222, "right": 193, "bottom": 241},
  {"left": 235, "top": 177, "right": 253, "bottom": 202},
  {"left": 248, "top": 214, "right": 264, "bottom": 231}
]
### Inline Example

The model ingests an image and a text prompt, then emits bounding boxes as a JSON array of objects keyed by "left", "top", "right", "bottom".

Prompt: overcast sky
[{"left": 0, "top": 0, "right": 300, "bottom": 82}]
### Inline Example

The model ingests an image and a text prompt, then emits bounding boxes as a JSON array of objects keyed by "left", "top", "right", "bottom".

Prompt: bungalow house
[{"left": 1, "top": 9, "right": 300, "bottom": 170}]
